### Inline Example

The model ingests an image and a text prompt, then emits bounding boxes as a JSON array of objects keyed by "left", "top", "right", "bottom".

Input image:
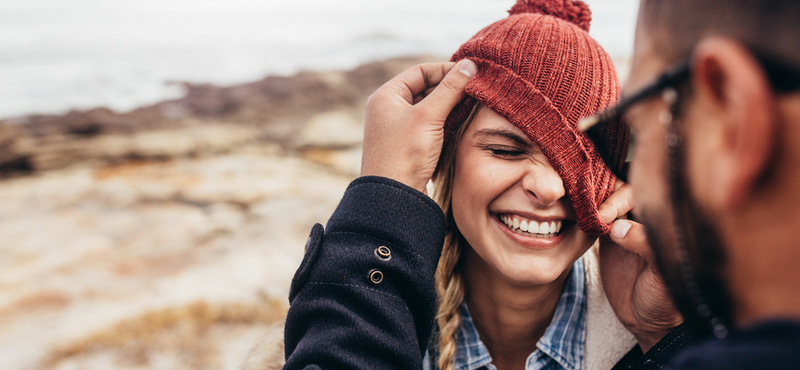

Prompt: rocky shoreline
[
  {"left": 0, "top": 56, "right": 436, "bottom": 176},
  {"left": 0, "top": 56, "right": 438, "bottom": 370}
]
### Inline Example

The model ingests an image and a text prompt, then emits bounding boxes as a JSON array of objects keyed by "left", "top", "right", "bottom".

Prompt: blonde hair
[{"left": 431, "top": 103, "right": 480, "bottom": 370}]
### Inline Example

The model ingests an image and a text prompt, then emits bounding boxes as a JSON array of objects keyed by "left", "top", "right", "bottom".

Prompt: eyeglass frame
[{"left": 579, "top": 50, "right": 800, "bottom": 183}]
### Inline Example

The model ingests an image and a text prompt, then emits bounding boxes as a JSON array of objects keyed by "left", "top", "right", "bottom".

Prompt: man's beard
[{"left": 638, "top": 142, "right": 735, "bottom": 338}]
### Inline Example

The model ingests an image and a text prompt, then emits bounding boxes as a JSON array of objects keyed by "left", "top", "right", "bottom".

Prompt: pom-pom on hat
[
  {"left": 445, "top": 0, "right": 630, "bottom": 235},
  {"left": 508, "top": 0, "right": 592, "bottom": 31}
]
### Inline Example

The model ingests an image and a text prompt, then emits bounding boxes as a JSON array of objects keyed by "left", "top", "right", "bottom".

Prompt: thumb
[
  {"left": 417, "top": 59, "right": 477, "bottom": 119},
  {"left": 609, "top": 220, "right": 654, "bottom": 263},
  {"left": 597, "top": 183, "right": 634, "bottom": 224}
]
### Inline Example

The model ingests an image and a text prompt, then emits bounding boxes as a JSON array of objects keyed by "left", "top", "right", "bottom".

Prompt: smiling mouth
[{"left": 497, "top": 214, "right": 573, "bottom": 239}]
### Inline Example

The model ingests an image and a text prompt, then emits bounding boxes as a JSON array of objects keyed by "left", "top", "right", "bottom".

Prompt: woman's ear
[{"left": 687, "top": 37, "right": 777, "bottom": 212}]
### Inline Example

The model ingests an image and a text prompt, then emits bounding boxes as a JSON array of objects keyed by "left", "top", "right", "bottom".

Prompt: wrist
[{"left": 359, "top": 167, "right": 430, "bottom": 195}]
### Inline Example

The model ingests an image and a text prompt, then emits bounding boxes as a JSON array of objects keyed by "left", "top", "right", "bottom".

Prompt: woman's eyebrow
[{"left": 473, "top": 128, "right": 531, "bottom": 147}]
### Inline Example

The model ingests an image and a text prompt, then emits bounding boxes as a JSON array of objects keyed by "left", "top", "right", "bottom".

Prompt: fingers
[
  {"left": 413, "top": 82, "right": 445, "bottom": 104},
  {"left": 609, "top": 220, "right": 654, "bottom": 263},
  {"left": 412, "top": 83, "right": 451, "bottom": 105},
  {"left": 598, "top": 182, "right": 634, "bottom": 224},
  {"left": 613, "top": 177, "right": 626, "bottom": 191},
  {"left": 416, "top": 59, "right": 478, "bottom": 119},
  {"left": 386, "top": 62, "right": 457, "bottom": 104},
  {"left": 422, "top": 85, "right": 437, "bottom": 98}
]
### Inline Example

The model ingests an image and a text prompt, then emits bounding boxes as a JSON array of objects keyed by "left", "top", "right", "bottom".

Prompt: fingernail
[
  {"left": 458, "top": 59, "right": 477, "bottom": 78},
  {"left": 611, "top": 220, "right": 632, "bottom": 240}
]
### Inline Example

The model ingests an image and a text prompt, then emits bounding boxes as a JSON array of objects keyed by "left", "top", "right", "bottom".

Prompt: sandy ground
[
  {"left": 0, "top": 57, "right": 435, "bottom": 370},
  {"left": 0, "top": 146, "right": 354, "bottom": 369}
]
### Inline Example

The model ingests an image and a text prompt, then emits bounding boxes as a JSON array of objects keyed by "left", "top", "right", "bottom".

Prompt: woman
[{"left": 425, "top": 1, "right": 635, "bottom": 369}]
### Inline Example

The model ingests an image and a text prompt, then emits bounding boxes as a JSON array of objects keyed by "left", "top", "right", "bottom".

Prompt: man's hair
[
  {"left": 641, "top": 0, "right": 800, "bottom": 337},
  {"left": 641, "top": 0, "right": 800, "bottom": 65}
]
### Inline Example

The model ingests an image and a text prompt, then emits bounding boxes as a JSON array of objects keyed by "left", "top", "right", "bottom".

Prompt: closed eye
[
  {"left": 474, "top": 128, "right": 535, "bottom": 159},
  {"left": 486, "top": 146, "right": 527, "bottom": 158}
]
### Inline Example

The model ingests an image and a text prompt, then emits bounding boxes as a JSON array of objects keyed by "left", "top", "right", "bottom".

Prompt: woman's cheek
[{"left": 478, "top": 158, "right": 524, "bottom": 187}]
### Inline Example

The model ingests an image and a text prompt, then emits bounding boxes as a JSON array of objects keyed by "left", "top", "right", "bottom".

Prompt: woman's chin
[
  {"left": 464, "top": 217, "right": 596, "bottom": 288},
  {"left": 495, "top": 257, "right": 575, "bottom": 287},
  {"left": 489, "top": 236, "right": 594, "bottom": 287}
]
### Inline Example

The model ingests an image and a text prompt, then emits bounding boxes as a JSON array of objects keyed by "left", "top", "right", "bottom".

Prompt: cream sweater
[{"left": 582, "top": 243, "right": 638, "bottom": 370}]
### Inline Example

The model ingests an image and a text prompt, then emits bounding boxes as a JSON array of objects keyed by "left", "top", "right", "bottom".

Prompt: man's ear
[{"left": 689, "top": 37, "right": 777, "bottom": 211}]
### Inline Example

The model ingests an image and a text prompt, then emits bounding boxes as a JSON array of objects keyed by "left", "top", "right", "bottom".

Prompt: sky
[{"left": 0, "top": 0, "right": 640, "bottom": 118}]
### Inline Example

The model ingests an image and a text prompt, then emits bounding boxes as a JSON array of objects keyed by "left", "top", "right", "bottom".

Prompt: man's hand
[
  {"left": 361, "top": 60, "right": 478, "bottom": 194},
  {"left": 597, "top": 182, "right": 683, "bottom": 353}
]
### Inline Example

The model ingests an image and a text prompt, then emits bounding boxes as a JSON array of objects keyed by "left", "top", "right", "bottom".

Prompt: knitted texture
[{"left": 444, "top": 0, "right": 630, "bottom": 235}]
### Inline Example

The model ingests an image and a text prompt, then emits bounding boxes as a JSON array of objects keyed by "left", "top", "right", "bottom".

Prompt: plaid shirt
[{"left": 424, "top": 258, "right": 586, "bottom": 370}]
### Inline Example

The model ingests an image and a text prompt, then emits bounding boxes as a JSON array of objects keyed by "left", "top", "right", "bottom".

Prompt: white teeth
[
  {"left": 537, "top": 222, "right": 549, "bottom": 235},
  {"left": 529, "top": 220, "right": 540, "bottom": 234},
  {"left": 500, "top": 215, "right": 565, "bottom": 237}
]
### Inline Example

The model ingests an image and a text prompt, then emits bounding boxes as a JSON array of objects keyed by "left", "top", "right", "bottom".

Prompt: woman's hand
[
  {"left": 597, "top": 182, "right": 684, "bottom": 353},
  {"left": 361, "top": 60, "right": 477, "bottom": 194}
]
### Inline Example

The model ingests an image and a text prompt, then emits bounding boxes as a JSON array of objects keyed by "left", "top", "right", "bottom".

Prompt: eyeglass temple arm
[
  {"left": 577, "top": 59, "right": 691, "bottom": 183},
  {"left": 579, "top": 59, "right": 691, "bottom": 132}
]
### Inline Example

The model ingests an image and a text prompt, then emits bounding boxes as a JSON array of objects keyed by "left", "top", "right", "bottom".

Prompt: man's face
[
  {"left": 625, "top": 14, "right": 683, "bottom": 288},
  {"left": 623, "top": 16, "right": 733, "bottom": 335}
]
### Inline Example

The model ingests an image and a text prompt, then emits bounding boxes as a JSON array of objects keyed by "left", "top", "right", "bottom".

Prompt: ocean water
[{"left": 0, "top": 0, "right": 638, "bottom": 119}]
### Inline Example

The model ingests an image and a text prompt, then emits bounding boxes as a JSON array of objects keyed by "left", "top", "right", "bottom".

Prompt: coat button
[
  {"left": 368, "top": 269, "right": 384, "bottom": 284},
  {"left": 375, "top": 245, "right": 391, "bottom": 260}
]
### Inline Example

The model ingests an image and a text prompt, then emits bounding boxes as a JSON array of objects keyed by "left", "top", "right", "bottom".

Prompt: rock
[
  {"left": 0, "top": 152, "right": 353, "bottom": 370},
  {"left": 6, "top": 124, "right": 259, "bottom": 172},
  {"left": 240, "top": 323, "right": 286, "bottom": 370},
  {"left": 0, "top": 56, "right": 439, "bottom": 175},
  {"left": 0, "top": 56, "right": 443, "bottom": 370},
  {"left": 300, "top": 146, "right": 363, "bottom": 177},
  {"left": 294, "top": 110, "right": 364, "bottom": 149}
]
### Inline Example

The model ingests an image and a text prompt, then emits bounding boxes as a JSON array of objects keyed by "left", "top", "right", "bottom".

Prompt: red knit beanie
[{"left": 445, "top": 0, "right": 630, "bottom": 235}]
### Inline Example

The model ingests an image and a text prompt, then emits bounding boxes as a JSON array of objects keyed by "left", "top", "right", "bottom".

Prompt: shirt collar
[{"left": 451, "top": 258, "right": 586, "bottom": 370}]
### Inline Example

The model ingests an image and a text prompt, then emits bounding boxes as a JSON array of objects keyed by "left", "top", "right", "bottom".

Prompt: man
[
  {"left": 601, "top": 0, "right": 800, "bottom": 367},
  {"left": 283, "top": 0, "right": 800, "bottom": 368}
]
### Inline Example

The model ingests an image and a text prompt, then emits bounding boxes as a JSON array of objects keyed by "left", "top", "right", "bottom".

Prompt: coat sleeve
[
  {"left": 283, "top": 176, "right": 446, "bottom": 370},
  {"left": 611, "top": 324, "right": 694, "bottom": 370}
]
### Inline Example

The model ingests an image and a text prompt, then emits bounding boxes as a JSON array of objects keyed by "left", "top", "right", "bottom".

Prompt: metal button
[
  {"left": 368, "top": 269, "right": 384, "bottom": 284},
  {"left": 375, "top": 245, "right": 391, "bottom": 260}
]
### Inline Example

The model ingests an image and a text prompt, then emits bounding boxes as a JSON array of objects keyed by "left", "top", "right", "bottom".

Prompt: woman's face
[{"left": 452, "top": 106, "right": 596, "bottom": 286}]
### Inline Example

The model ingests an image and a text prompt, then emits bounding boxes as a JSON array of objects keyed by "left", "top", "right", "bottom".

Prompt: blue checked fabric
[{"left": 424, "top": 258, "right": 586, "bottom": 370}]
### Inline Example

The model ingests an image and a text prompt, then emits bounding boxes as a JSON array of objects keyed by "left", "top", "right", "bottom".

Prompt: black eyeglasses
[{"left": 579, "top": 51, "right": 800, "bottom": 183}]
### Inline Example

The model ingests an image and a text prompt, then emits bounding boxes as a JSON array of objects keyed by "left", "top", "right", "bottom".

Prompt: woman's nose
[{"left": 521, "top": 165, "right": 566, "bottom": 207}]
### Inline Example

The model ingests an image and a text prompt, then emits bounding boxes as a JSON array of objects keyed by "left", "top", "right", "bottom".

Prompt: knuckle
[
  {"left": 366, "top": 92, "right": 378, "bottom": 107},
  {"left": 439, "top": 77, "right": 461, "bottom": 93},
  {"left": 367, "top": 89, "right": 387, "bottom": 105},
  {"left": 621, "top": 195, "right": 633, "bottom": 210}
]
